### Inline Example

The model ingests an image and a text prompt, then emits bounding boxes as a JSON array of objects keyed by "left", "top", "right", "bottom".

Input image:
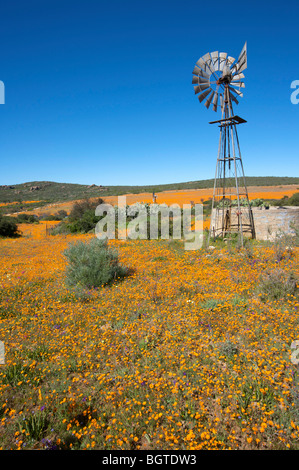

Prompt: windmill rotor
[{"left": 192, "top": 42, "right": 247, "bottom": 113}]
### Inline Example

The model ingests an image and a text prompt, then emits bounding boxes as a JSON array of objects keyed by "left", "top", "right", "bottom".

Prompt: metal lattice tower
[{"left": 192, "top": 42, "right": 255, "bottom": 245}]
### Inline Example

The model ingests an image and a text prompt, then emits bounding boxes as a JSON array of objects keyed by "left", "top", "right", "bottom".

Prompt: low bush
[
  {"left": 0, "top": 216, "right": 21, "bottom": 238},
  {"left": 273, "top": 192, "right": 299, "bottom": 207},
  {"left": 18, "top": 411, "right": 49, "bottom": 441},
  {"left": 48, "top": 221, "right": 70, "bottom": 235},
  {"left": 50, "top": 198, "right": 104, "bottom": 235},
  {"left": 218, "top": 340, "right": 239, "bottom": 359},
  {"left": 16, "top": 213, "right": 39, "bottom": 224},
  {"left": 68, "top": 208, "right": 100, "bottom": 233},
  {"left": 257, "top": 268, "right": 297, "bottom": 301},
  {"left": 63, "top": 238, "right": 129, "bottom": 289},
  {"left": 68, "top": 198, "right": 104, "bottom": 222},
  {"left": 40, "top": 210, "right": 67, "bottom": 221},
  {"left": 288, "top": 192, "right": 299, "bottom": 206},
  {"left": 288, "top": 222, "right": 299, "bottom": 247}
]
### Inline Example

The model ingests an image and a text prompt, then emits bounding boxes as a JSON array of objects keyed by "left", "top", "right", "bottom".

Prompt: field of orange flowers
[
  {"left": 12, "top": 184, "right": 299, "bottom": 219},
  {"left": 0, "top": 222, "right": 298, "bottom": 450}
]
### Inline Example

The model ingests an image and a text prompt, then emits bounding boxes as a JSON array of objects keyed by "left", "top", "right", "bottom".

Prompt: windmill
[{"left": 192, "top": 42, "right": 255, "bottom": 245}]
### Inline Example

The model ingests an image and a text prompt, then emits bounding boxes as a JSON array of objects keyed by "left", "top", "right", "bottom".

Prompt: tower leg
[{"left": 208, "top": 112, "right": 255, "bottom": 245}]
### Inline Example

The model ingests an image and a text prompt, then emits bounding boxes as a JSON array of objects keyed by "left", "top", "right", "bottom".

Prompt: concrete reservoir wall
[
  {"left": 210, "top": 206, "right": 299, "bottom": 241},
  {"left": 251, "top": 206, "right": 299, "bottom": 241}
]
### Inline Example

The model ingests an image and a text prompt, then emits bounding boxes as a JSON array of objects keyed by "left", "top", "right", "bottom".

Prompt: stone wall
[
  {"left": 251, "top": 206, "right": 299, "bottom": 241},
  {"left": 210, "top": 206, "right": 299, "bottom": 241}
]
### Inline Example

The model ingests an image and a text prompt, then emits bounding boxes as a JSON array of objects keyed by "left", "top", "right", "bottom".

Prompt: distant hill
[{"left": 0, "top": 177, "right": 298, "bottom": 210}]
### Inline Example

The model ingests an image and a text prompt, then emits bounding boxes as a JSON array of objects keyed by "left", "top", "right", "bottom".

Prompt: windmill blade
[
  {"left": 200, "top": 53, "right": 211, "bottom": 73},
  {"left": 227, "top": 56, "right": 235, "bottom": 66},
  {"left": 199, "top": 69, "right": 210, "bottom": 79},
  {"left": 201, "top": 52, "right": 216, "bottom": 74},
  {"left": 238, "top": 41, "right": 247, "bottom": 64},
  {"left": 210, "top": 51, "right": 219, "bottom": 70},
  {"left": 229, "top": 91, "right": 239, "bottom": 105},
  {"left": 195, "top": 56, "right": 215, "bottom": 75},
  {"left": 198, "top": 76, "right": 210, "bottom": 84},
  {"left": 219, "top": 52, "right": 227, "bottom": 59},
  {"left": 212, "top": 90, "right": 219, "bottom": 112},
  {"left": 196, "top": 57, "right": 206, "bottom": 69},
  {"left": 202, "top": 53, "right": 211, "bottom": 63},
  {"left": 204, "top": 59, "right": 215, "bottom": 75},
  {"left": 198, "top": 88, "right": 212, "bottom": 103},
  {"left": 192, "top": 75, "right": 210, "bottom": 85},
  {"left": 228, "top": 85, "right": 243, "bottom": 97},
  {"left": 230, "top": 43, "right": 246, "bottom": 75},
  {"left": 219, "top": 52, "right": 227, "bottom": 71},
  {"left": 192, "top": 65, "right": 210, "bottom": 78},
  {"left": 212, "top": 85, "right": 220, "bottom": 112},
  {"left": 222, "top": 61, "right": 231, "bottom": 75},
  {"left": 207, "top": 58, "right": 215, "bottom": 73},
  {"left": 230, "top": 80, "right": 245, "bottom": 88},
  {"left": 235, "top": 41, "right": 247, "bottom": 73},
  {"left": 231, "top": 72, "right": 245, "bottom": 81},
  {"left": 219, "top": 93, "right": 224, "bottom": 113},
  {"left": 192, "top": 65, "right": 201, "bottom": 75},
  {"left": 194, "top": 83, "right": 210, "bottom": 94},
  {"left": 205, "top": 90, "right": 215, "bottom": 109}
]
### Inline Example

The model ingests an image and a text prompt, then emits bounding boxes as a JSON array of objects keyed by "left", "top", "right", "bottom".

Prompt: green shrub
[
  {"left": 50, "top": 199, "right": 104, "bottom": 235},
  {"left": 40, "top": 214, "right": 59, "bottom": 221},
  {"left": 290, "top": 222, "right": 299, "bottom": 246},
  {"left": 288, "top": 192, "right": 299, "bottom": 206},
  {"left": 16, "top": 213, "right": 39, "bottom": 224},
  {"left": 270, "top": 223, "right": 299, "bottom": 253},
  {"left": 18, "top": 411, "right": 49, "bottom": 441},
  {"left": 68, "top": 198, "right": 104, "bottom": 222},
  {"left": 238, "top": 380, "right": 275, "bottom": 415},
  {"left": 51, "top": 209, "right": 101, "bottom": 234},
  {"left": 63, "top": 238, "right": 129, "bottom": 289},
  {"left": 68, "top": 208, "right": 101, "bottom": 233},
  {"left": 48, "top": 221, "right": 70, "bottom": 235},
  {"left": 257, "top": 268, "right": 297, "bottom": 301},
  {"left": 2, "top": 362, "right": 31, "bottom": 386},
  {"left": 0, "top": 216, "right": 21, "bottom": 238},
  {"left": 273, "top": 192, "right": 299, "bottom": 207},
  {"left": 200, "top": 298, "right": 224, "bottom": 310},
  {"left": 218, "top": 340, "right": 239, "bottom": 359},
  {"left": 250, "top": 198, "right": 264, "bottom": 207},
  {"left": 40, "top": 210, "right": 67, "bottom": 221}
]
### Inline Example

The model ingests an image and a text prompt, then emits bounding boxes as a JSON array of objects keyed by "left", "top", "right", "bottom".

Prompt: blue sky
[{"left": 0, "top": 0, "right": 298, "bottom": 186}]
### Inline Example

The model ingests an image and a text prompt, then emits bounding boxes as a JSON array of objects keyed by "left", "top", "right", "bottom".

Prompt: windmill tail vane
[{"left": 192, "top": 42, "right": 255, "bottom": 245}]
